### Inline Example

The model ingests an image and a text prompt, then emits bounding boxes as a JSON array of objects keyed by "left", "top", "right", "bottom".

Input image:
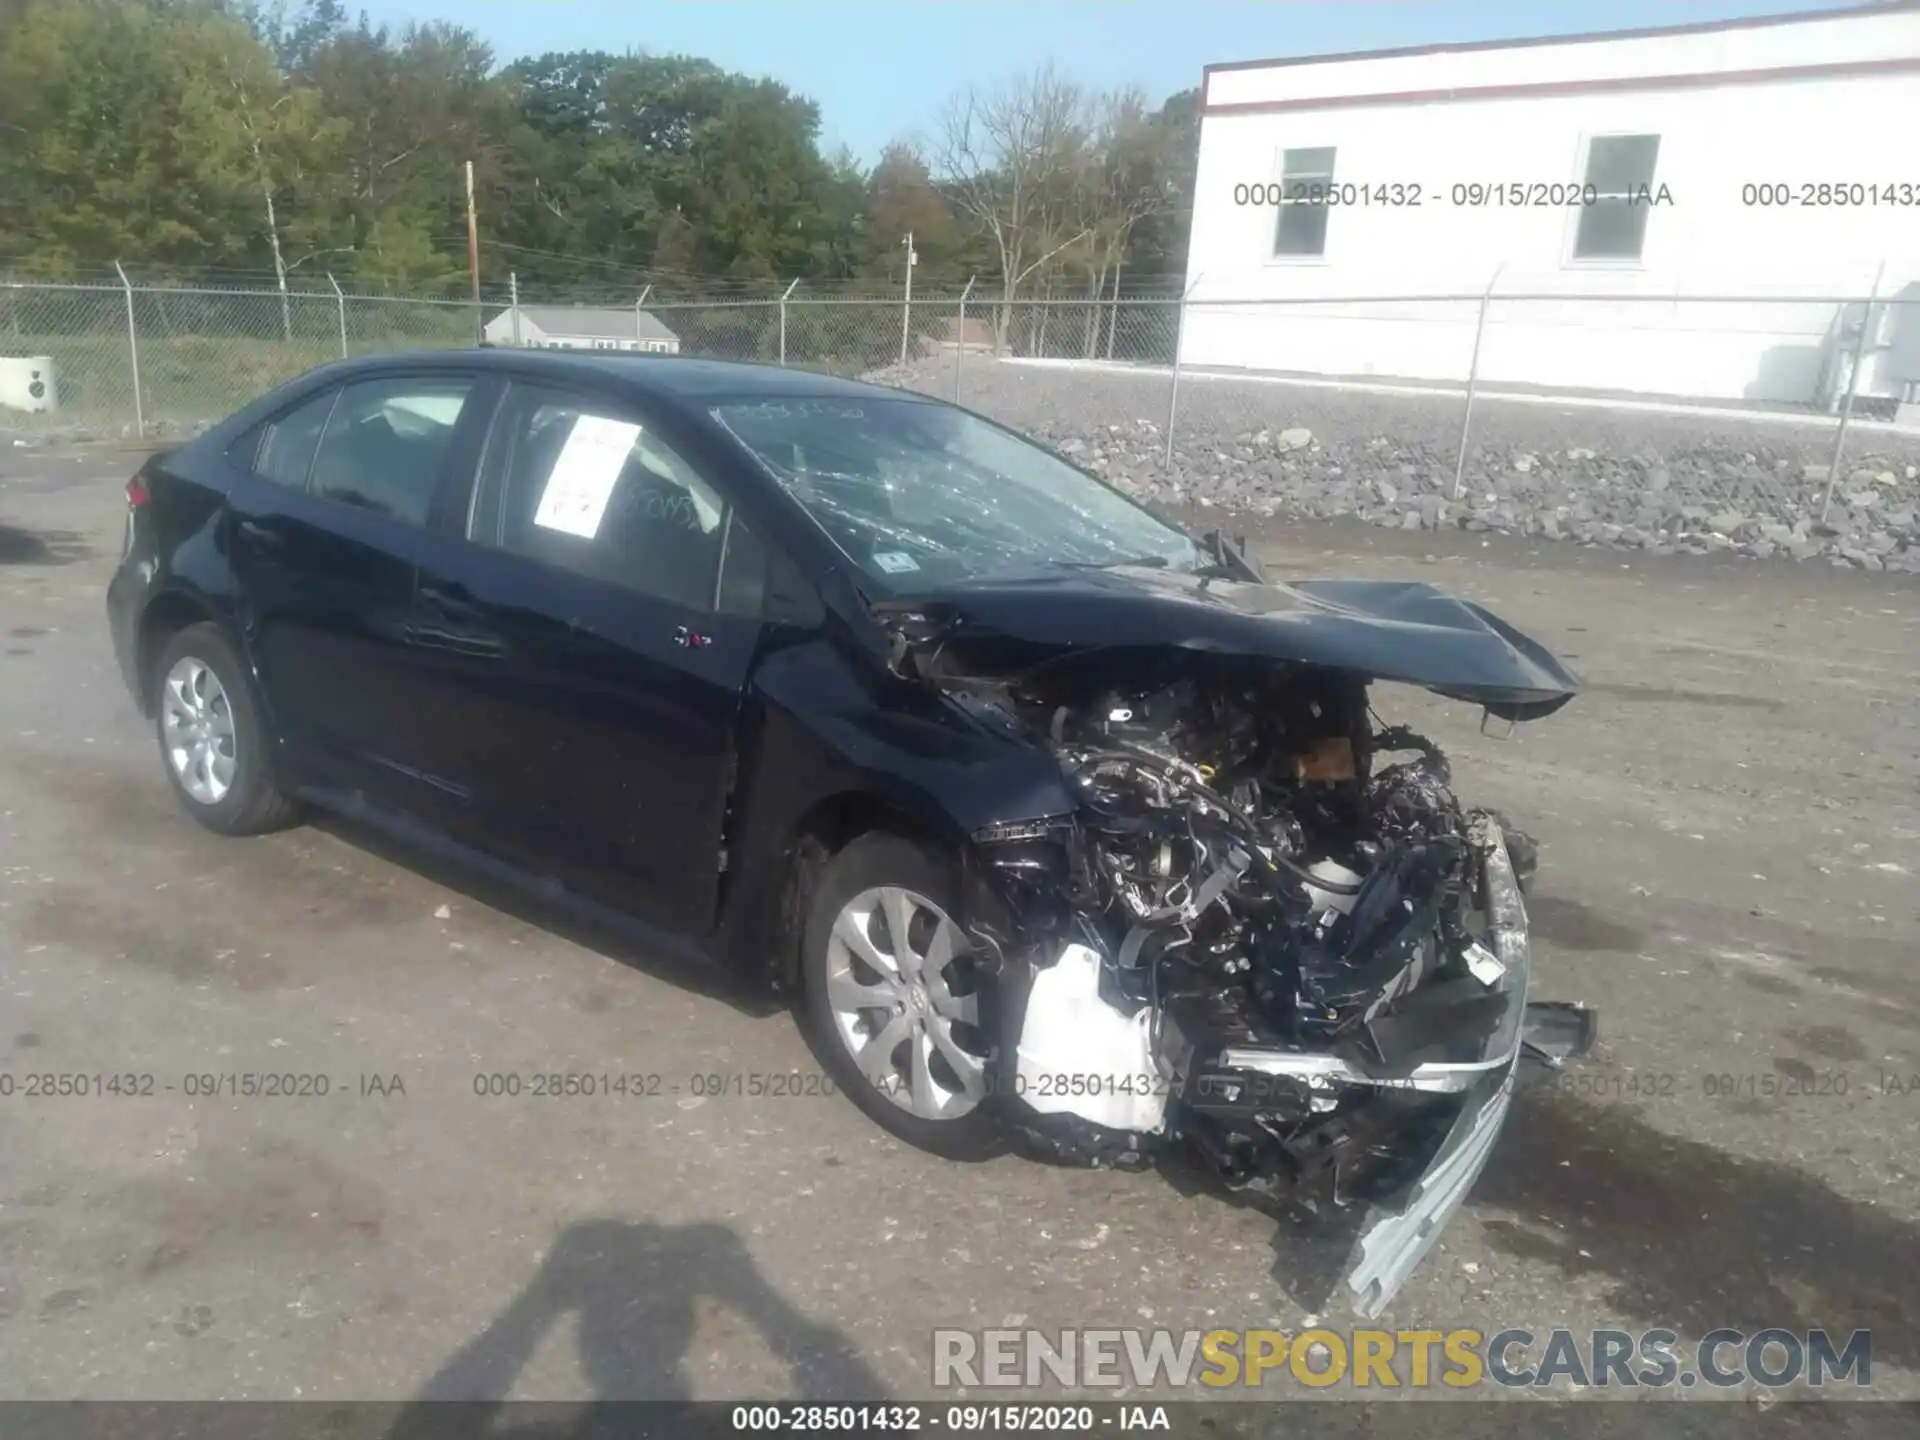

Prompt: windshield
[{"left": 711, "top": 396, "right": 1204, "bottom": 587}]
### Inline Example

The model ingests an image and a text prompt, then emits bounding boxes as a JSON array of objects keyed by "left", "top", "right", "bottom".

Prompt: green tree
[
  {"left": 240, "top": 0, "right": 348, "bottom": 68},
  {"left": 0, "top": 3, "right": 1199, "bottom": 308},
  {"left": 0, "top": 0, "right": 315, "bottom": 275},
  {"left": 810, "top": 146, "right": 873, "bottom": 279},
  {"left": 486, "top": 50, "right": 859, "bottom": 288},
  {"left": 183, "top": 17, "right": 352, "bottom": 307},
  {"left": 293, "top": 16, "right": 499, "bottom": 289},
  {"left": 865, "top": 143, "right": 961, "bottom": 283},
  {"left": 1123, "top": 86, "right": 1198, "bottom": 284}
]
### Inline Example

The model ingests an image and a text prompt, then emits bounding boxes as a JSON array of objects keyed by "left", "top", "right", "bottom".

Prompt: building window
[
  {"left": 1273, "top": 146, "right": 1336, "bottom": 258},
  {"left": 1573, "top": 134, "right": 1661, "bottom": 261}
]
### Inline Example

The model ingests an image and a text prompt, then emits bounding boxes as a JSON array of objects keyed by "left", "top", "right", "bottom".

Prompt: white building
[
  {"left": 1183, "top": 3, "right": 1920, "bottom": 409},
  {"left": 484, "top": 304, "right": 681, "bottom": 354}
]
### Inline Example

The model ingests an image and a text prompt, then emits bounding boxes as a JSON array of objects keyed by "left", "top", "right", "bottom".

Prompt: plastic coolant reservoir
[
  {"left": 1303, "top": 859, "right": 1366, "bottom": 917},
  {"left": 1015, "top": 943, "right": 1168, "bottom": 1134}
]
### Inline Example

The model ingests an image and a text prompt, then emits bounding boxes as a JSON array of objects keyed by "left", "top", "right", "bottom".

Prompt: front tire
[
  {"left": 152, "top": 622, "right": 301, "bottom": 836},
  {"left": 798, "top": 833, "right": 1002, "bottom": 1160}
]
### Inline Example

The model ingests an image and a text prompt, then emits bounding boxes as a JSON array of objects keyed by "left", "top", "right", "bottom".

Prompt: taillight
[{"left": 126, "top": 475, "right": 150, "bottom": 509}]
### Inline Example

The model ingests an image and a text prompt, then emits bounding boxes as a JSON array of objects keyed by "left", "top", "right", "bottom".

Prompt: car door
[
  {"left": 407, "top": 378, "right": 765, "bottom": 934},
  {"left": 227, "top": 371, "right": 491, "bottom": 808}
]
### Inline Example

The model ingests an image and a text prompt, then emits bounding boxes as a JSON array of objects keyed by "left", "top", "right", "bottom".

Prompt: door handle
[
  {"left": 411, "top": 583, "right": 504, "bottom": 659},
  {"left": 419, "top": 584, "right": 482, "bottom": 620},
  {"left": 404, "top": 622, "right": 505, "bottom": 660},
  {"left": 236, "top": 518, "right": 286, "bottom": 550}
]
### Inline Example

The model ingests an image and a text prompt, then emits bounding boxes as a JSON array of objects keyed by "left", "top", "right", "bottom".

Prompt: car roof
[{"left": 329, "top": 348, "right": 930, "bottom": 406}]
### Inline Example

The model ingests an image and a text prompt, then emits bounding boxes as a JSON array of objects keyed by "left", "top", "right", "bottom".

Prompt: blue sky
[{"left": 358, "top": 0, "right": 1858, "bottom": 162}]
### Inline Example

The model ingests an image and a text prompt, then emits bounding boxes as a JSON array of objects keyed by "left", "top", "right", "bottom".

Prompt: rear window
[
  {"left": 250, "top": 388, "right": 339, "bottom": 489},
  {"left": 307, "top": 377, "right": 476, "bottom": 527}
]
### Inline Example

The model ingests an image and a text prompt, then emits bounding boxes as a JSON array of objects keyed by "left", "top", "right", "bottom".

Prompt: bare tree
[
  {"left": 1070, "top": 87, "right": 1173, "bottom": 359},
  {"left": 932, "top": 63, "right": 1091, "bottom": 352},
  {"left": 224, "top": 65, "right": 300, "bottom": 339},
  {"left": 217, "top": 46, "right": 341, "bottom": 338}
]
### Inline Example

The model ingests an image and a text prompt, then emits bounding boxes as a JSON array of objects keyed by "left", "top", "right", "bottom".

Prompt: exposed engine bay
[{"left": 886, "top": 617, "right": 1593, "bottom": 1315}]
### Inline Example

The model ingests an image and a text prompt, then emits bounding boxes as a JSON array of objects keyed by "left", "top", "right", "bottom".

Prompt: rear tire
[
  {"left": 152, "top": 622, "right": 301, "bottom": 836},
  {"left": 798, "top": 832, "right": 1003, "bottom": 1161}
]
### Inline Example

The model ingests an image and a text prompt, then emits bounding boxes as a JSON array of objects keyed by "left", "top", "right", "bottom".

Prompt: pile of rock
[
  {"left": 869, "top": 353, "right": 1920, "bottom": 571},
  {"left": 1014, "top": 417, "right": 1920, "bottom": 574}
]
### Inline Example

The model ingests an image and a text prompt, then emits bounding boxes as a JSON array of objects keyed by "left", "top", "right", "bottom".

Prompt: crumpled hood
[{"left": 874, "top": 565, "right": 1579, "bottom": 721}]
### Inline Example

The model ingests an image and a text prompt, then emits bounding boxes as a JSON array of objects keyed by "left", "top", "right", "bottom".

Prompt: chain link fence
[
  {"left": 4, "top": 270, "right": 1918, "bottom": 564},
  {"left": 0, "top": 276, "right": 485, "bottom": 434}
]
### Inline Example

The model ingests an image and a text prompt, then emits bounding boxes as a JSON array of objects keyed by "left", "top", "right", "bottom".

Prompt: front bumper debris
[
  {"left": 1343, "top": 816, "right": 1532, "bottom": 1318},
  {"left": 996, "top": 812, "right": 1595, "bottom": 1318}
]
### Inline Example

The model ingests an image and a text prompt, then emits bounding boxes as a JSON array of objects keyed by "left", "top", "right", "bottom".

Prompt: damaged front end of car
[{"left": 874, "top": 566, "right": 1596, "bottom": 1317}]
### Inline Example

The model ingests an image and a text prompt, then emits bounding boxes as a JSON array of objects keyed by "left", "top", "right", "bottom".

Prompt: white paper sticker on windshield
[
  {"left": 873, "top": 551, "right": 920, "bottom": 574},
  {"left": 533, "top": 415, "right": 643, "bottom": 538}
]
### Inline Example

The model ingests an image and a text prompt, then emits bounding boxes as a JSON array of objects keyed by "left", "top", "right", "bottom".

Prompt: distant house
[{"left": 483, "top": 304, "right": 681, "bottom": 354}]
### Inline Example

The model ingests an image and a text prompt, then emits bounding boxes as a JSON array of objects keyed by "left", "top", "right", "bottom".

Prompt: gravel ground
[
  {"left": 3, "top": 448, "right": 1919, "bottom": 1420},
  {"left": 876, "top": 355, "right": 1920, "bottom": 572}
]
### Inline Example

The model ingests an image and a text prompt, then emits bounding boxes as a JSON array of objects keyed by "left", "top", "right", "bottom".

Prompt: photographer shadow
[{"left": 387, "top": 1219, "right": 889, "bottom": 1440}]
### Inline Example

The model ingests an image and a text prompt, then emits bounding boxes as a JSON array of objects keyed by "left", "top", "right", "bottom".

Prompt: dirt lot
[{"left": 2, "top": 447, "right": 1918, "bottom": 1415}]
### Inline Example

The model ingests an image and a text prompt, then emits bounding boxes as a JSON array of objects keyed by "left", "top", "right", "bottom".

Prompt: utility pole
[
  {"left": 465, "top": 160, "right": 482, "bottom": 343},
  {"left": 899, "top": 231, "right": 915, "bottom": 367}
]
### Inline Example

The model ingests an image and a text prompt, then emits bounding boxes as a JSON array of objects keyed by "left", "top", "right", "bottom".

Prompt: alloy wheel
[
  {"left": 161, "top": 656, "right": 238, "bottom": 805},
  {"left": 824, "top": 885, "right": 989, "bottom": 1120}
]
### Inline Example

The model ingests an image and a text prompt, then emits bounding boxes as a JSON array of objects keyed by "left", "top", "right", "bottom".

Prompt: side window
[
  {"left": 250, "top": 388, "right": 339, "bottom": 488},
  {"left": 716, "top": 514, "right": 768, "bottom": 619},
  {"left": 718, "top": 515, "right": 822, "bottom": 627},
  {"left": 480, "top": 385, "right": 730, "bottom": 612},
  {"left": 309, "top": 376, "right": 476, "bottom": 527}
]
